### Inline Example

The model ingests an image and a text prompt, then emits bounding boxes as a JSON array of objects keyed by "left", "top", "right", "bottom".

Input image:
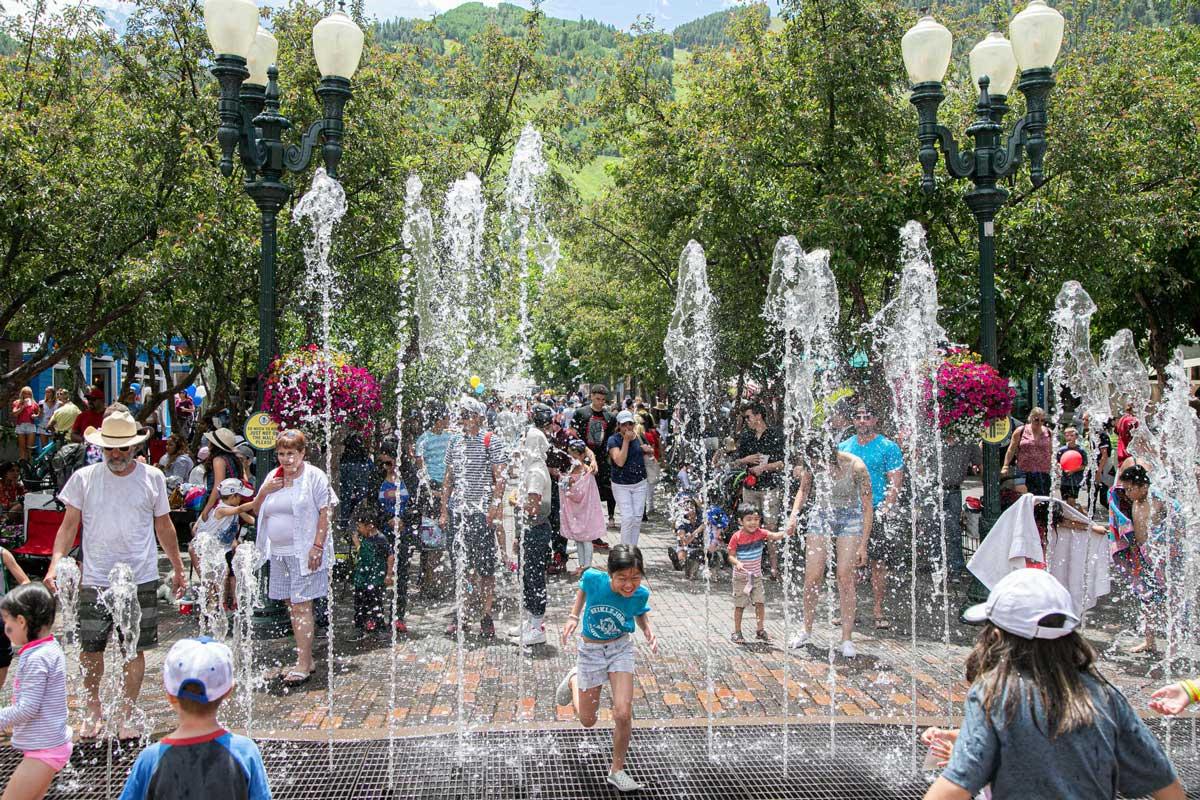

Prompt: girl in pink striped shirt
[{"left": 0, "top": 583, "right": 71, "bottom": 800}]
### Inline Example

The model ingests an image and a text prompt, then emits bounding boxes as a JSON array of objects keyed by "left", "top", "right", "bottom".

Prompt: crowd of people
[{"left": 0, "top": 376, "right": 1193, "bottom": 798}]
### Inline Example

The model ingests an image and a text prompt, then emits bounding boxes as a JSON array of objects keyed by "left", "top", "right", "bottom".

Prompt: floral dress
[{"left": 1108, "top": 485, "right": 1182, "bottom": 629}]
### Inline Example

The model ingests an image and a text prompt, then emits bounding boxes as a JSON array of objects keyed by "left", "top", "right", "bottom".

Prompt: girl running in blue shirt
[{"left": 557, "top": 545, "right": 658, "bottom": 793}]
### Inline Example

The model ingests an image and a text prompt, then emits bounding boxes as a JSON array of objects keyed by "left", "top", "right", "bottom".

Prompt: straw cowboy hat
[
  {"left": 205, "top": 427, "right": 239, "bottom": 454},
  {"left": 83, "top": 411, "right": 151, "bottom": 449}
]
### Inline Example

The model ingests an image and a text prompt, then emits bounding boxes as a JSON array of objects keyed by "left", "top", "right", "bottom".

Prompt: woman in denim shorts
[
  {"left": 555, "top": 546, "right": 658, "bottom": 794},
  {"left": 786, "top": 442, "right": 874, "bottom": 658}
]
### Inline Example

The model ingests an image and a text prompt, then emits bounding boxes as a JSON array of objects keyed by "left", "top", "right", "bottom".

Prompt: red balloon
[{"left": 1060, "top": 449, "right": 1084, "bottom": 474}]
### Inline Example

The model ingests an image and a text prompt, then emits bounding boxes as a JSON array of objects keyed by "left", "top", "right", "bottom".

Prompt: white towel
[{"left": 968, "top": 494, "right": 1110, "bottom": 612}]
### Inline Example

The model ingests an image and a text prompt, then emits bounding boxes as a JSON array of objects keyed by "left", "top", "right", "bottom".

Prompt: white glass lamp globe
[
  {"left": 312, "top": 7, "right": 365, "bottom": 80},
  {"left": 1010, "top": 0, "right": 1065, "bottom": 70},
  {"left": 901, "top": 14, "right": 953, "bottom": 85},
  {"left": 969, "top": 31, "right": 1018, "bottom": 96},
  {"left": 245, "top": 27, "right": 278, "bottom": 86},
  {"left": 203, "top": 0, "right": 259, "bottom": 59}
]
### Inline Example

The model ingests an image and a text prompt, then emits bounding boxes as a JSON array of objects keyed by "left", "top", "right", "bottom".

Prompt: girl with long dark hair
[{"left": 921, "top": 568, "right": 1182, "bottom": 800}]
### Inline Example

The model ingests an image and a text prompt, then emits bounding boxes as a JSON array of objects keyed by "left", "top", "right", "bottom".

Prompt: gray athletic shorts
[
  {"left": 577, "top": 634, "right": 635, "bottom": 691},
  {"left": 268, "top": 554, "right": 328, "bottom": 604}
]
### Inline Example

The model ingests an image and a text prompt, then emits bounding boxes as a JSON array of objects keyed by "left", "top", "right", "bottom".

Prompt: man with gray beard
[{"left": 44, "top": 411, "right": 185, "bottom": 739}]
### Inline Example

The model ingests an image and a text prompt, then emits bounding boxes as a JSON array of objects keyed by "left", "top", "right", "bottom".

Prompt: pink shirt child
[{"left": 560, "top": 468, "right": 606, "bottom": 542}]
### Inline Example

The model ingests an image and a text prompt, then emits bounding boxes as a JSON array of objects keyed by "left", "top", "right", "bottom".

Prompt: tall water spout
[
  {"left": 503, "top": 124, "right": 560, "bottom": 380},
  {"left": 870, "top": 221, "right": 947, "bottom": 766},
  {"left": 664, "top": 240, "right": 717, "bottom": 755},
  {"left": 293, "top": 166, "right": 348, "bottom": 769}
]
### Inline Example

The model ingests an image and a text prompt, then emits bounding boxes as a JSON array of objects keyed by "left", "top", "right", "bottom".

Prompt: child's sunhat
[
  {"left": 218, "top": 478, "right": 254, "bottom": 498},
  {"left": 163, "top": 636, "right": 234, "bottom": 703}
]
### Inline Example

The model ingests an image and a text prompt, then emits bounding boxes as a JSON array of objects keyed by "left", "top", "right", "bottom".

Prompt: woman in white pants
[{"left": 608, "top": 410, "right": 653, "bottom": 547}]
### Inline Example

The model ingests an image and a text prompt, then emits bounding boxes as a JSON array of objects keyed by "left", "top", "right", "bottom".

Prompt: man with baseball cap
[
  {"left": 69, "top": 389, "right": 106, "bottom": 443},
  {"left": 45, "top": 411, "right": 186, "bottom": 739},
  {"left": 120, "top": 637, "right": 270, "bottom": 800},
  {"left": 439, "top": 396, "right": 508, "bottom": 638},
  {"left": 608, "top": 409, "right": 654, "bottom": 547}
]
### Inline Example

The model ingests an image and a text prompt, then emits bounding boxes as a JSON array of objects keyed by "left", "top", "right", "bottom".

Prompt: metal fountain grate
[{"left": 7, "top": 724, "right": 1199, "bottom": 799}]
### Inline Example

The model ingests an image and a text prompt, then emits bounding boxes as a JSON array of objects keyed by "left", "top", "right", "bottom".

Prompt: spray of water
[
  {"left": 765, "top": 236, "right": 843, "bottom": 761},
  {"left": 503, "top": 124, "right": 561, "bottom": 380},
  {"left": 293, "top": 166, "right": 348, "bottom": 768},
  {"left": 1047, "top": 282, "right": 1108, "bottom": 609},
  {"left": 870, "top": 221, "right": 947, "bottom": 766},
  {"left": 99, "top": 563, "right": 144, "bottom": 796},
  {"left": 1147, "top": 352, "right": 1200, "bottom": 750},
  {"left": 230, "top": 545, "right": 260, "bottom": 735},
  {"left": 387, "top": 172, "right": 428, "bottom": 783},
  {"left": 439, "top": 174, "right": 488, "bottom": 762},
  {"left": 193, "top": 531, "right": 228, "bottom": 640},
  {"left": 664, "top": 240, "right": 717, "bottom": 756}
]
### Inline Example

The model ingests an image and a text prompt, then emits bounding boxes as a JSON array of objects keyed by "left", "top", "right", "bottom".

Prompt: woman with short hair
[{"left": 251, "top": 429, "right": 336, "bottom": 686}]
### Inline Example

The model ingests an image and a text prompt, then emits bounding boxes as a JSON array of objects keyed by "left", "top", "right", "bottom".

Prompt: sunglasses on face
[{"left": 104, "top": 446, "right": 133, "bottom": 453}]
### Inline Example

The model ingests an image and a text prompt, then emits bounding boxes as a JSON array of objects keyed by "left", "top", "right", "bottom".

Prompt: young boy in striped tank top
[
  {"left": 0, "top": 583, "right": 72, "bottom": 799},
  {"left": 728, "top": 508, "right": 789, "bottom": 643}
]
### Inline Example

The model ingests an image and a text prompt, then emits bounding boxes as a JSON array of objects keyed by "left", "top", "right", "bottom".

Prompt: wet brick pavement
[{"left": 31, "top": 506, "right": 1187, "bottom": 741}]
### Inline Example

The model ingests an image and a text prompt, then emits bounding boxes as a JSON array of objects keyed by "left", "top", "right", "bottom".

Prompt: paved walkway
[{"left": 32, "top": 505, "right": 1186, "bottom": 741}]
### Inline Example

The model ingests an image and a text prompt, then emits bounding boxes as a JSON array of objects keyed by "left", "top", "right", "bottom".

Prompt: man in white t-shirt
[{"left": 44, "top": 411, "right": 186, "bottom": 739}]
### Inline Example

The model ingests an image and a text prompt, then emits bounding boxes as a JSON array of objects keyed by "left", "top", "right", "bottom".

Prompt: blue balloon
[
  {"left": 129, "top": 382, "right": 141, "bottom": 394},
  {"left": 474, "top": 384, "right": 485, "bottom": 395},
  {"left": 186, "top": 385, "right": 199, "bottom": 399}
]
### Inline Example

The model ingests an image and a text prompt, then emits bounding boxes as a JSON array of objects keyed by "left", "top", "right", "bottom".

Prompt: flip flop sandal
[{"left": 282, "top": 670, "right": 313, "bottom": 687}]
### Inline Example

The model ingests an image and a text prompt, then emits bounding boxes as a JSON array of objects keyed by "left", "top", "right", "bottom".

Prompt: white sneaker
[
  {"left": 555, "top": 667, "right": 577, "bottom": 706},
  {"left": 519, "top": 624, "right": 547, "bottom": 646},
  {"left": 789, "top": 631, "right": 811, "bottom": 649},
  {"left": 606, "top": 770, "right": 643, "bottom": 792},
  {"left": 840, "top": 640, "right": 857, "bottom": 659},
  {"left": 507, "top": 622, "right": 524, "bottom": 638}
]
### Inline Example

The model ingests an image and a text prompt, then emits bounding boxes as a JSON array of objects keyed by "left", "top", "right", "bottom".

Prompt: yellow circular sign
[
  {"left": 982, "top": 416, "right": 1011, "bottom": 444},
  {"left": 244, "top": 413, "right": 279, "bottom": 450}
]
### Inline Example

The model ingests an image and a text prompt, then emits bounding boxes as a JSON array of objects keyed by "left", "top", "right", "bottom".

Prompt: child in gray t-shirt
[{"left": 922, "top": 569, "right": 1183, "bottom": 800}]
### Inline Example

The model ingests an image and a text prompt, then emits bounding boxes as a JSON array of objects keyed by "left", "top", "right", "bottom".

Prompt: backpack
[{"left": 50, "top": 443, "right": 88, "bottom": 491}]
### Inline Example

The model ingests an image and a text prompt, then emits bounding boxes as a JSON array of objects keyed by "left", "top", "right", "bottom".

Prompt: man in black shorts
[
  {"left": 44, "top": 411, "right": 186, "bottom": 738},
  {"left": 440, "top": 397, "right": 508, "bottom": 638}
]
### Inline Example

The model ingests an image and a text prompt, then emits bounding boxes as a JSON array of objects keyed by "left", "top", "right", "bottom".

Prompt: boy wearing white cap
[
  {"left": 119, "top": 637, "right": 270, "bottom": 800},
  {"left": 189, "top": 478, "right": 255, "bottom": 611},
  {"left": 921, "top": 569, "right": 1182, "bottom": 800}
]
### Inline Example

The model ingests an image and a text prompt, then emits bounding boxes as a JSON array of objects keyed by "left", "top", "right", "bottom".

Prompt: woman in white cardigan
[{"left": 252, "top": 428, "right": 337, "bottom": 687}]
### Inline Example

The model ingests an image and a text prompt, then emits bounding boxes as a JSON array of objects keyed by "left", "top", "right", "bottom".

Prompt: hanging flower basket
[
  {"left": 931, "top": 348, "right": 1014, "bottom": 443},
  {"left": 262, "top": 345, "right": 382, "bottom": 436}
]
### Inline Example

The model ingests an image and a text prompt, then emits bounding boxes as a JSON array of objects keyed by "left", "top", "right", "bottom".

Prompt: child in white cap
[
  {"left": 189, "top": 478, "right": 255, "bottom": 610},
  {"left": 921, "top": 568, "right": 1182, "bottom": 800},
  {"left": 119, "top": 637, "right": 270, "bottom": 800}
]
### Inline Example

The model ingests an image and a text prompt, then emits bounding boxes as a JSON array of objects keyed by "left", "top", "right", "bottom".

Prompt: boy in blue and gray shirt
[{"left": 120, "top": 637, "right": 270, "bottom": 800}]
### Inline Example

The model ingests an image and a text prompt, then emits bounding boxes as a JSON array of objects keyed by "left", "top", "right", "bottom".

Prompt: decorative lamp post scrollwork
[{"left": 901, "top": 0, "right": 1065, "bottom": 548}]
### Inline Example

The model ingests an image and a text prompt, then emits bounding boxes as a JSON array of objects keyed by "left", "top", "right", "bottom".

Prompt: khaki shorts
[{"left": 732, "top": 571, "right": 765, "bottom": 608}]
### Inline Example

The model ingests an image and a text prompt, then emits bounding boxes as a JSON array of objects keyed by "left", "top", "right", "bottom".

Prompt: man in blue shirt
[{"left": 839, "top": 403, "right": 904, "bottom": 631}]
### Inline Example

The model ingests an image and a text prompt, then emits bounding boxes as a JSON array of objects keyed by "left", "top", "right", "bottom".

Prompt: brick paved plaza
[{"left": 42, "top": 498, "right": 1183, "bottom": 745}]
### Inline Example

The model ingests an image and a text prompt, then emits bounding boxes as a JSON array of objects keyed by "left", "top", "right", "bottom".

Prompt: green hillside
[
  {"left": 375, "top": 2, "right": 656, "bottom": 69},
  {"left": 672, "top": 4, "right": 769, "bottom": 49}
]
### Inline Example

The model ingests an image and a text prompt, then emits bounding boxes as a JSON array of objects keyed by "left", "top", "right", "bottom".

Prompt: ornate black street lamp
[
  {"left": 204, "top": 0, "right": 362, "bottom": 636},
  {"left": 901, "top": 1, "right": 1065, "bottom": 545},
  {"left": 203, "top": 0, "right": 364, "bottom": 487}
]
